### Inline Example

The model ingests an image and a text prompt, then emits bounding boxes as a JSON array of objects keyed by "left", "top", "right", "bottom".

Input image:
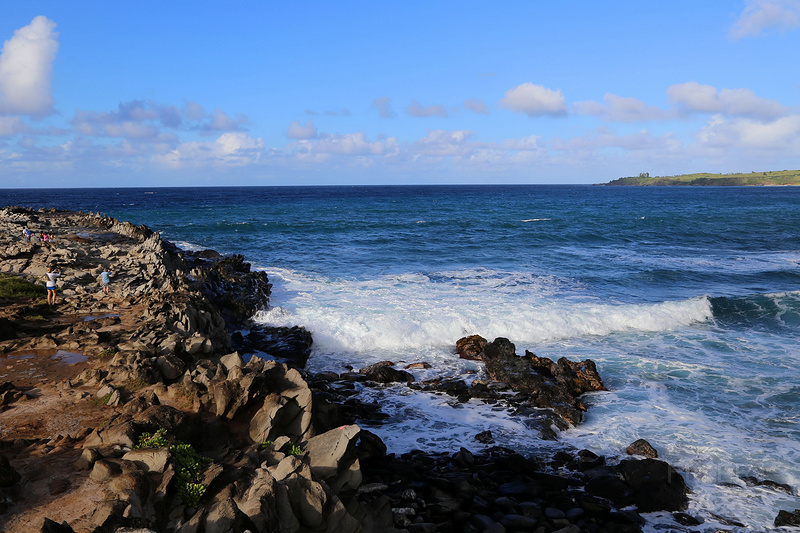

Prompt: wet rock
[
  {"left": 456, "top": 334, "right": 487, "bottom": 360},
  {"left": 775, "top": 509, "right": 800, "bottom": 527},
  {"left": 619, "top": 458, "right": 689, "bottom": 512},
  {"left": 481, "top": 337, "right": 605, "bottom": 426},
  {"left": 475, "top": 430, "right": 494, "bottom": 444},
  {"left": 234, "top": 325, "right": 313, "bottom": 368},
  {"left": 626, "top": 438, "right": 658, "bottom": 458},
  {"left": 360, "top": 361, "right": 415, "bottom": 384},
  {"left": 742, "top": 475, "right": 793, "bottom": 494},
  {"left": 673, "top": 512, "right": 703, "bottom": 526}
]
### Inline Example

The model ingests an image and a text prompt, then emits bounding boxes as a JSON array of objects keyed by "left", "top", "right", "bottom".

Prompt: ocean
[{"left": 3, "top": 184, "right": 800, "bottom": 530}]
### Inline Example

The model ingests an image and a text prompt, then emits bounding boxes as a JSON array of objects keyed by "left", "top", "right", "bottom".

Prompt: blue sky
[{"left": 1, "top": 1, "right": 799, "bottom": 187}]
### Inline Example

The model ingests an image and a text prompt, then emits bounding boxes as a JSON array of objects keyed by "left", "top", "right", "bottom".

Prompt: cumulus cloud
[
  {"left": 373, "top": 96, "right": 395, "bottom": 118},
  {"left": 287, "top": 119, "right": 318, "bottom": 139},
  {"left": 295, "top": 132, "right": 398, "bottom": 156},
  {"left": 573, "top": 94, "right": 673, "bottom": 122},
  {"left": 729, "top": 0, "right": 800, "bottom": 39},
  {"left": 499, "top": 83, "right": 567, "bottom": 117},
  {"left": 464, "top": 98, "right": 489, "bottom": 114},
  {"left": 155, "top": 132, "right": 264, "bottom": 168},
  {"left": 667, "top": 82, "right": 788, "bottom": 119},
  {"left": 697, "top": 114, "right": 800, "bottom": 150},
  {"left": 413, "top": 130, "right": 474, "bottom": 156},
  {"left": 407, "top": 100, "right": 449, "bottom": 118},
  {"left": 0, "top": 16, "right": 58, "bottom": 117}
]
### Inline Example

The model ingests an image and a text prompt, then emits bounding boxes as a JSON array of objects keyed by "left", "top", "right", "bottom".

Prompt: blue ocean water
[{"left": 3, "top": 185, "right": 800, "bottom": 530}]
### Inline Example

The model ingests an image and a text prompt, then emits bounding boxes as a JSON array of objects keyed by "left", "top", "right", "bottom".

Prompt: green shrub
[
  {"left": 135, "top": 428, "right": 210, "bottom": 507},
  {"left": 282, "top": 442, "right": 304, "bottom": 457},
  {"left": 0, "top": 273, "right": 46, "bottom": 300}
]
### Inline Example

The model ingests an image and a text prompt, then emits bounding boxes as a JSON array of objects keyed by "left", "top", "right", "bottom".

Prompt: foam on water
[
  {"left": 252, "top": 267, "right": 800, "bottom": 530},
  {"left": 253, "top": 267, "right": 713, "bottom": 359}
]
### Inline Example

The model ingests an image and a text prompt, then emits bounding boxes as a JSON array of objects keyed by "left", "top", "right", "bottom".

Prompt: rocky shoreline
[{"left": 0, "top": 206, "right": 797, "bottom": 532}]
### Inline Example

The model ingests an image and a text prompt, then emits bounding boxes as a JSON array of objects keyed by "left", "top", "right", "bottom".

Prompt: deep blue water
[{"left": 3, "top": 185, "right": 800, "bottom": 530}]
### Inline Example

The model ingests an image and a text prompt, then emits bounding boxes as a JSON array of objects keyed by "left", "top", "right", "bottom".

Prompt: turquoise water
[{"left": 4, "top": 185, "right": 800, "bottom": 529}]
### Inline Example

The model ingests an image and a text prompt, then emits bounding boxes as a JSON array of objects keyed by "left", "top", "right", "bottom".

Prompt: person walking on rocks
[
  {"left": 23, "top": 227, "right": 31, "bottom": 242},
  {"left": 100, "top": 268, "right": 112, "bottom": 295},
  {"left": 45, "top": 266, "right": 61, "bottom": 306}
]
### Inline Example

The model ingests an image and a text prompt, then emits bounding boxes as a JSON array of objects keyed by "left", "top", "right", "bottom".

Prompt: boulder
[
  {"left": 304, "top": 424, "right": 363, "bottom": 493},
  {"left": 618, "top": 458, "right": 689, "bottom": 512},
  {"left": 481, "top": 338, "right": 605, "bottom": 426},
  {"left": 626, "top": 438, "right": 658, "bottom": 458},
  {"left": 775, "top": 509, "right": 800, "bottom": 527},
  {"left": 360, "top": 361, "right": 415, "bottom": 384},
  {"left": 456, "top": 334, "right": 487, "bottom": 360},
  {"left": 122, "top": 448, "right": 171, "bottom": 473},
  {"left": 233, "top": 325, "right": 313, "bottom": 368}
]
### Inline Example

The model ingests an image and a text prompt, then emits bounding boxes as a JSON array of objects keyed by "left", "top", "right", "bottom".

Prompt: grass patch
[
  {"left": 0, "top": 273, "right": 46, "bottom": 301},
  {"left": 123, "top": 377, "right": 149, "bottom": 391},
  {"left": 91, "top": 393, "right": 112, "bottom": 407},
  {"left": 98, "top": 347, "right": 117, "bottom": 359}
]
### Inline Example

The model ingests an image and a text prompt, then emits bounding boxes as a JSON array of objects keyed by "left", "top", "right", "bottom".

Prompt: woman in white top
[{"left": 45, "top": 266, "right": 61, "bottom": 306}]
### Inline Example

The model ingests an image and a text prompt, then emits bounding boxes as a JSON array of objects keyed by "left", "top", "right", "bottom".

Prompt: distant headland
[{"left": 604, "top": 169, "right": 800, "bottom": 186}]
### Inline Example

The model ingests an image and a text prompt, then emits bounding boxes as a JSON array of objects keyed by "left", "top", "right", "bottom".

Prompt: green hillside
[{"left": 605, "top": 170, "right": 800, "bottom": 186}]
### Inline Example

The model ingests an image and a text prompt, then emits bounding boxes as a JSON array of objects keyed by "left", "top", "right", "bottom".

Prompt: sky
[{"left": 1, "top": 1, "right": 799, "bottom": 187}]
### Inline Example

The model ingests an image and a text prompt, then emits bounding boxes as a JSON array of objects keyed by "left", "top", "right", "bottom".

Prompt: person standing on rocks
[
  {"left": 45, "top": 266, "right": 61, "bottom": 306},
  {"left": 23, "top": 227, "right": 31, "bottom": 242},
  {"left": 100, "top": 268, "right": 112, "bottom": 295}
]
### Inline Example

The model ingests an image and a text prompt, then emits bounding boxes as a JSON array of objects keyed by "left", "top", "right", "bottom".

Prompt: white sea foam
[
  {"left": 253, "top": 267, "right": 713, "bottom": 357},
  {"left": 251, "top": 266, "right": 800, "bottom": 530}
]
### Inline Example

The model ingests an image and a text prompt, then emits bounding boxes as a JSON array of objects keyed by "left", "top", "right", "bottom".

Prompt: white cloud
[
  {"left": 407, "top": 100, "right": 449, "bottom": 118},
  {"left": 296, "top": 132, "right": 397, "bottom": 156},
  {"left": 287, "top": 119, "right": 318, "bottom": 139},
  {"left": 464, "top": 98, "right": 489, "bottom": 115},
  {"left": 729, "top": 0, "right": 800, "bottom": 39},
  {"left": 0, "top": 16, "right": 58, "bottom": 117},
  {"left": 667, "top": 82, "right": 788, "bottom": 119},
  {"left": 155, "top": 132, "right": 264, "bottom": 168},
  {"left": 573, "top": 94, "right": 673, "bottom": 122},
  {"left": 697, "top": 114, "right": 800, "bottom": 150},
  {"left": 413, "top": 130, "right": 474, "bottom": 157},
  {"left": 499, "top": 83, "right": 567, "bottom": 117}
]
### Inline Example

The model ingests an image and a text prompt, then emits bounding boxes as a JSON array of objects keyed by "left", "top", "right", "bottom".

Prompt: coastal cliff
[{"left": 0, "top": 206, "right": 710, "bottom": 532}]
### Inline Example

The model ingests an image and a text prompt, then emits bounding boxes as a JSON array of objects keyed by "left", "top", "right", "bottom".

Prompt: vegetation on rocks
[{"left": 0, "top": 273, "right": 46, "bottom": 301}]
